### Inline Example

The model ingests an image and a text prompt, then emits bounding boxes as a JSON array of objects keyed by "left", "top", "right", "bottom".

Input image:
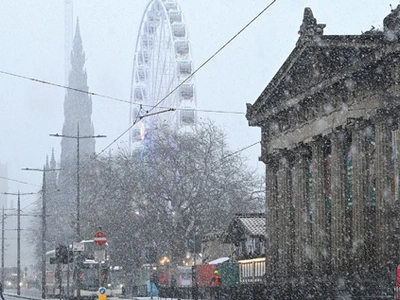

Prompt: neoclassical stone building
[{"left": 246, "top": 6, "right": 400, "bottom": 298}]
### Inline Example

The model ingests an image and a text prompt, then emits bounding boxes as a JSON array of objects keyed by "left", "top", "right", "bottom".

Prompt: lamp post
[
  {"left": 50, "top": 124, "right": 105, "bottom": 300},
  {"left": 0, "top": 207, "right": 24, "bottom": 287},
  {"left": 0, "top": 207, "right": 13, "bottom": 285},
  {"left": 3, "top": 191, "right": 35, "bottom": 296},
  {"left": 50, "top": 124, "right": 106, "bottom": 241},
  {"left": 22, "top": 166, "right": 60, "bottom": 299},
  {"left": 1, "top": 207, "right": 4, "bottom": 285}
]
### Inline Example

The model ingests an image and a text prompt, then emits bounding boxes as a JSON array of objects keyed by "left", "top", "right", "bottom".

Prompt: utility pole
[
  {"left": 50, "top": 124, "right": 106, "bottom": 241},
  {"left": 0, "top": 207, "right": 19, "bottom": 286},
  {"left": 51, "top": 124, "right": 105, "bottom": 300},
  {"left": 1, "top": 207, "right": 4, "bottom": 284},
  {"left": 22, "top": 166, "right": 60, "bottom": 299},
  {"left": 4, "top": 191, "right": 35, "bottom": 296}
]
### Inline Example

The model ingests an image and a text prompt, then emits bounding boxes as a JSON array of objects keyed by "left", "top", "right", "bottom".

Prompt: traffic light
[
  {"left": 76, "top": 254, "right": 85, "bottom": 268},
  {"left": 55, "top": 245, "right": 63, "bottom": 262},
  {"left": 145, "top": 247, "right": 157, "bottom": 263},
  {"left": 50, "top": 257, "right": 58, "bottom": 264},
  {"left": 55, "top": 245, "right": 71, "bottom": 264}
]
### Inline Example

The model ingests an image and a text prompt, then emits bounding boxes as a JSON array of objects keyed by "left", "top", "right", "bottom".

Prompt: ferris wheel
[{"left": 129, "top": 0, "right": 196, "bottom": 151}]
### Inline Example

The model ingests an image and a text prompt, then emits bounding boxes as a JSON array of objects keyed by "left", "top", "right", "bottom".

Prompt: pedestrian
[
  {"left": 170, "top": 275, "right": 177, "bottom": 299},
  {"left": 210, "top": 270, "right": 221, "bottom": 299},
  {"left": 0, "top": 280, "right": 5, "bottom": 300},
  {"left": 158, "top": 271, "right": 168, "bottom": 287}
]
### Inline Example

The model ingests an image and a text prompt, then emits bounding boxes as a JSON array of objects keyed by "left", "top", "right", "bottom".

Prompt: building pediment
[{"left": 247, "top": 7, "right": 400, "bottom": 128}]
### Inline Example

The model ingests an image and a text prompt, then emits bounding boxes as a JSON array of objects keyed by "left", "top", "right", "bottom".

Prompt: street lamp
[
  {"left": 1, "top": 207, "right": 4, "bottom": 285},
  {"left": 3, "top": 191, "right": 35, "bottom": 296},
  {"left": 22, "top": 166, "right": 60, "bottom": 299},
  {"left": 50, "top": 124, "right": 106, "bottom": 241},
  {"left": 51, "top": 124, "right": 105, "bottom": 300},
  {"left": 0, "top": 207, "right": 14, "bottom": 285}
]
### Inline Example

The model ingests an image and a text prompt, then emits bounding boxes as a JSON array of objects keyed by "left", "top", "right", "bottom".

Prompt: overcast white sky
[{"left": 0, "top": 0, "right": 397, "bottom": 268}]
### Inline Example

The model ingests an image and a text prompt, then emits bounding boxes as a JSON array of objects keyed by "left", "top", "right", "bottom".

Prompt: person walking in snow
[{"left": 210, "top": 270, "right": 221, "bottom": 299}]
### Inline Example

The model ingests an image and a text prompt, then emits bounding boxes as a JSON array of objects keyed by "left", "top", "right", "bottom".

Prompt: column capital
[
  {"left": 275, "top": 148, "right": 295, "bottom": 162},
  {"left": 329, "top": 127, "right": 348, "bottom": 144},
  {"left": 263, "top": 151, "right": 282, "bottom": 167},
  {"left": 346, "top": 117, "right": 371, "bottom": 131},
  {"left": 310, "top": 134, "right": 330, "bottom": 150},
  {"left": 294, "top": 142, "right": 311, "bottom": 157},
  {"left": 372, "top": 109, "right": 396, "bottom": 127}
]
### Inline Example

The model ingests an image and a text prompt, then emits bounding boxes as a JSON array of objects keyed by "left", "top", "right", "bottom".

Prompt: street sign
[
  {"left": 99, "top": 287, "right": 107, "bottom": 300},
  {"left": 94, "top": 231, "right": 107, "bottom": 246},
  {"left": 73, "top": 242, "right": 85, "bottom": 252}
]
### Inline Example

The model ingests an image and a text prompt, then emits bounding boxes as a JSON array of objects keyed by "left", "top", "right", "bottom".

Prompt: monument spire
[{"left": 60, "top": 18, "right": 95, "bottom": 171}]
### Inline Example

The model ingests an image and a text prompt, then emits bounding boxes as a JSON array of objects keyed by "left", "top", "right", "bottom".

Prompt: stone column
[
  {"left": 292, "top": 144, "right": 311, "bottom": 276},
  {"left": 330, "top": 129, "right": 348, "bottom": 275},
  {"left": 393, "top": 115, "right": 400, "bottom": 269},
  {"left": 265, "top": 156, "right": 278, "bottom": 279},
  {"left": 374, "top": 112, "right": 395, "bottom": 274},
  {"left": 350, "top": 120, "right": 369, "bottom": 274},
  {"left": 276, "top": 150, "right": 293, "bottom": 281},
  {"left": 311, "top": 136, "right": 328, "bottom": 277}
]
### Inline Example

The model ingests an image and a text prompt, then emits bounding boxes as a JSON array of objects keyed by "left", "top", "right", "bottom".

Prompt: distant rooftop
[
  {"left": 224, "top": 213, "right": 265, "bottom": 244},
  {"left": 238, "top": 214, "right": 266, "bottom": 236}
]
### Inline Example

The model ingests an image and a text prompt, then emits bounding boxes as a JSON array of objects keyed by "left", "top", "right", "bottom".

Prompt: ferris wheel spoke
[
  {"left": 155, "top": 21, "right": 170, "bottom": 104},
  {"left": 156, "top": 56, "right": 170, "bottom": 106},
  {"left": 154, "top": 37, "right": 170, "bottom": 108},
  {"left": 130, "top": 0, "right": 196, "bottom": 151}
]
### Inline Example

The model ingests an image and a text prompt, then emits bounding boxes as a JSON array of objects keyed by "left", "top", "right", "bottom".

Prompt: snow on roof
[
  {"left": 238, "top": 215, "right": 265, "bottom": 236},
  {"left": 208, "top": 257, "right": 229, "bottom": 264}
]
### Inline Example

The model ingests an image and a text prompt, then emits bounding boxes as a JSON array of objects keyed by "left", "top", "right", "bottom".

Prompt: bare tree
[
  {"left": 82, "top": 121, "right": 263, "bottom": 269},
  {"left": 30, "top": 120, "right": 264, "bottom": 274}
]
